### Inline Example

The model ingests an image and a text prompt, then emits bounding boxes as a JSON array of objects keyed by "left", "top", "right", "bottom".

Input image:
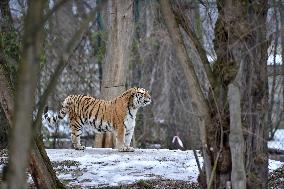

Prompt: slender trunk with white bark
[{"left": 228, "top": 83, "right": 246, "bottom": 189}]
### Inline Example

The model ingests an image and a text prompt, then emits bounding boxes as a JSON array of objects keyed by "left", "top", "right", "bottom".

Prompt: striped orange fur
[{"left": 43, "top": 87, "right": 151, "bottom": 151}]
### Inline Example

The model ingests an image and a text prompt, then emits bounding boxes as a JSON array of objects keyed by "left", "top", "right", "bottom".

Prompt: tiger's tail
[
  {"left": 43, "top": 97, "right": 70, "bottom": 127},
  {"left": 43, "top": 106, "right": 66, "bottom": 127}
]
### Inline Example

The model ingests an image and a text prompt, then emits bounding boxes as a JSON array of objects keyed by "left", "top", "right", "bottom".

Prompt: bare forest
[{"left": 0, "top": 0, "right": 284, "bottom": 189}]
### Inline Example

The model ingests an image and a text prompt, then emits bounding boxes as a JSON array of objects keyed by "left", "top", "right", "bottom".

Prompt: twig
[
  {"left": 193, "top": 150, "right": 203, "bottom": 174},
  {"left": 207, "top": 150, "right": 221, "bottom": 189}
]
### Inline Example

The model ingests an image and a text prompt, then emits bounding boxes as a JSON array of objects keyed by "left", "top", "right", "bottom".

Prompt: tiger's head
[{"left": 131, "top": 87, "right": 151, "bottom": 108}]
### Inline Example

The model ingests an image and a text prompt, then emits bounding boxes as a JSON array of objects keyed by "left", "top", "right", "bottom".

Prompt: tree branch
[{"left": 172, "top": 3, "right": 215, "bottom": 86}]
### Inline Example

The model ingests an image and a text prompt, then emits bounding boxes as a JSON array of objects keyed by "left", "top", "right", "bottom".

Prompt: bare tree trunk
[
  {"left": 228, "top": 83, "right": 246, "bottom": 189},
  {"left": 228, "top": 62, "right": 246, "bottom": 189},
  {"left": 95, "top": 0, "right": 134, "bottom": 148},
  {"left": 30, "top": 137, "right": 65, "bottom": 189},
  {"left": 159, "top": 0, "right": 213, "bottom": 186},
  {"left": 6, "top": 1, "right": 45, "bottom": 188}
]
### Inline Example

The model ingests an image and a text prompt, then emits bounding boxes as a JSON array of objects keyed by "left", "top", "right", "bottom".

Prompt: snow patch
[
  {"left": 267, "top": 54, "right": 282, "bottom": 65},
  {"left": 268, "top": 129, "right": 284, "bottom": 150},
  {"left": 269, "top": 159, "right": 284, "bottom": 172},
  {"left": 47, "top": 148, "right": 202, "bottom": 188}
]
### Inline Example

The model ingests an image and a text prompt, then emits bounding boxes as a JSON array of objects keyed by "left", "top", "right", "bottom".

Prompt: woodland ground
[
  {"left": 0, "top": 149, "right": 283, "bottom": 189},
  {"left": 0, "top": 129, "right": 284, "bottom": 188}
]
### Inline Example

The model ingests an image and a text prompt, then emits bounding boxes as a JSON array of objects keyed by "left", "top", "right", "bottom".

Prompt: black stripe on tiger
[
  {"left": 127, "top": 103, "right": 133, "bottom": 119},
  {"left": 89, "top": 100, "right": 100, "bottom": 119}
]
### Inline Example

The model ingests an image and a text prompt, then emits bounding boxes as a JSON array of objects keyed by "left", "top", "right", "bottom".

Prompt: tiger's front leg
[
  {"left": 71, "top": 124, "right": 85, "bottom": 150},
  {"left": 115, "top": 125, "right": 125, "bottom": 151},
  {"left": 124, "top": 127, "right": 135, "bottom": 152},
  {"left": 115, "top": 125, "right": 133, "bottom": 152}
]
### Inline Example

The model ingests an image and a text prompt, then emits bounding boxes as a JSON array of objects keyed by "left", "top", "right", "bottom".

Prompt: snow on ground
[
  {"left": 269, "top": 159, "right": 284, "bottom": 172},
  {"left": 46, "top": 147, "right": 284, "bottom": 188},
  {"left": 267, "top": 54, "right": 282, "bottom": 65},
  {"left": 268, "top": 129, "right": 284, "bottom": 172},
  {"left": 47, "top": 148, "right": 202, "bottom": 188},
  {"left": 268, "top": 129, "right": 284, "bottom": 150},
  {"left": 206, "top": 54, "right": 283, "bottom": 65}
]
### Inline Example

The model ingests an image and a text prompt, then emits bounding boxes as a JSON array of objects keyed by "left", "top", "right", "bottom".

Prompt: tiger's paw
[
  {"left": 74, "top": 145, "right": 85, "bottom": 150},
  {"left": 118, "top": 146, "right": 135, "bottom": 152}
]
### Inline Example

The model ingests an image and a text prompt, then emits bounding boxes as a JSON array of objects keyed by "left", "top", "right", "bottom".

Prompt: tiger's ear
[{"left": 131, "top": 87, "right": 138, "bottom": 96}]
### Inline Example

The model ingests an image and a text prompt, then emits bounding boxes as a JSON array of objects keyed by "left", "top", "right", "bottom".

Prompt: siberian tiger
[{"left": 43, "top": 87, "right": 151, "bottom": 152}]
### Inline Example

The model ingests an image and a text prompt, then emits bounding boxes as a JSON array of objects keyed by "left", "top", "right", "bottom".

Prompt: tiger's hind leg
[{"left": 70, "top": 122, "right": 85, "bottom": 150}]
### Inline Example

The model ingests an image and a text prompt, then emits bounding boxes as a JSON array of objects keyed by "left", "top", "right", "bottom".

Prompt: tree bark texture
[
  {"left": 0, "top": 66, "right": 14, "bottom": 125},
  {"left": 228, "top": 83, "right": 246, "bottom": 189},
  {"left": 29, "top": 137, "right": 65, "bottom": 189},
  {"left": 159, "top": 0, "right": 213, "bottom": 186},
  {"left": 95, "top": 0, "right": 134, "bottom": 148}
]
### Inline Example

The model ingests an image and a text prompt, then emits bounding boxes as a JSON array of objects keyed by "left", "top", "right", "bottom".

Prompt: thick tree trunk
[
  {"left": 212, "top": 0, "right": 269, "bottom": 188},
  {"left": 30, "top": 137, "right": 65, "bottom": 189},
  {"left": 1, "top": 1, "right": 66, "bottom": 189},
  {"left": 95, "top": 0, "right": 134, "bottom": 148}
]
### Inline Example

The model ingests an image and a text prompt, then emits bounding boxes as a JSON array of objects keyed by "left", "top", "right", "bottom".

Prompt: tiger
[{"left": 43, "top": 87, "right": 151, "bottom": 152}]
